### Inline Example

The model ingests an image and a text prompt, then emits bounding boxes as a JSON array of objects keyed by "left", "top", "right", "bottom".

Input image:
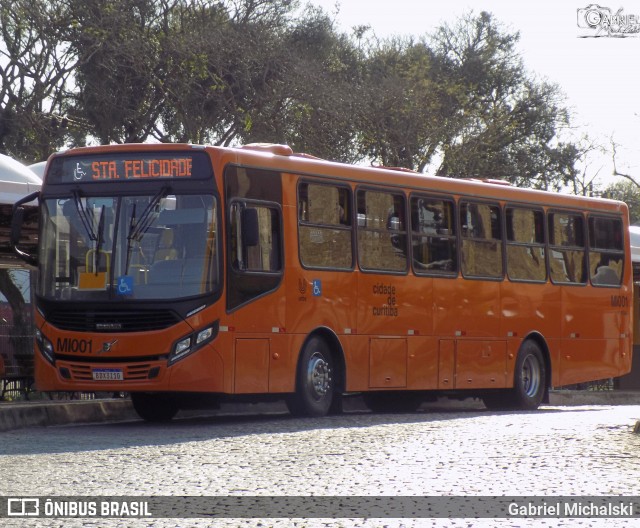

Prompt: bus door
[{"left": 224, "top": 166, "right": 286, "bottom": 393}]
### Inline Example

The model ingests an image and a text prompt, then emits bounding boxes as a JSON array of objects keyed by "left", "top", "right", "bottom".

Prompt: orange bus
[{"left": 11, "top": 143, "right": 633, "bottom": 420}]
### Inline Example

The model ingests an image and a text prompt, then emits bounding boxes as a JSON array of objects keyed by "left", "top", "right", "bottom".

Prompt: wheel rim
[
  {"left": 305, "top": 351, "right": 331, "bottom": 401},
  {"left": 521, "top": 353, "right": 541, "bottom": 397}
]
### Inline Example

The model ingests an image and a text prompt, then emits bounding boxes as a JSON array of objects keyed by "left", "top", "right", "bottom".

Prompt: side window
[
  {"left": 298, "top": 182, "right": 353, "bottom": 269},
  {"left": 230, "top": 202, "right": 281, "bottom": 273},
  {"left": 548, "top": 211, "right": 586, "bottom": 284},
  {"left": 410, "top": 196, "right": 457, "bottom": 275},
  {"left": 506, "top": 207, "right": 546, "bottom": 282},
  {"left": 589, "top": 216, "right": 624, "bottom": 286},
  {"left": 460, "top": 201, "right": 503, "bottom": 279},
  {"left": 357, "top": 189, "right": 407, "bottom": 272}
]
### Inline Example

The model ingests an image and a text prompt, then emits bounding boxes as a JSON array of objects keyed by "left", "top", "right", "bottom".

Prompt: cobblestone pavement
[{"left": 1, "top": 403, "right": 640, "bottom": 527}]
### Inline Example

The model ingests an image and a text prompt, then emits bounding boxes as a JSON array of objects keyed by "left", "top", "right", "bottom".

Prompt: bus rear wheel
[
  {"left": 287, "top": 336, "right": 335, "bottom": 417},
  {"left": 131, "top": 392, "right": 180, "bottom": 422},
  {"left": 483, "top": 340, "right": 546, "bottom": 411}
]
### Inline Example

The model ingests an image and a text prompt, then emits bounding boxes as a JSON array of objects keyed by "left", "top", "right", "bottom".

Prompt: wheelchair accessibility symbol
[
  {"left": 74, "top": 162, "right": 87, "bottom": 181},
  {"left": 312, "top": 279, "right": 322, "bottom": 297},
  {"left": 117, "top": 275, "right": 133, "bottom": 296}
]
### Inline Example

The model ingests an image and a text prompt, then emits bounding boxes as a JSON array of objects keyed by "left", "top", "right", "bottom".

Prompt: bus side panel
[
  {"left": 216, "top": 329, "right": 236, "bottom": 393},
  {"left": 454, "top": 340, "right": 507, "bottom": 389},
  {"left": 221, "top": 332, "right": 300, "bottom": 394},
  {"left": 559, "top": 338, "right": 626, "bottom": 386},
  {"left": 285, "top": 269, "right": 357, "bottom": 336},
  {"left": 500, "top": 281, "right": 561, "bottom": 340},
  {"left": 284, "top": 262, "right": 356, "bottom": 395},
  {"left": 433, "top": 278, "right": 501, "bottom": 338},
  {"left": 357, "top": 273, "right": 435, "bottom": 390},
  {"left": 546, "top": 337, "right": 563, "bottom": 387},
  {"left": 268, "top": 333, "right": 300, "bottom": 393},
  {"left": 356, "top": 274, "right": 432, "bottom": 337},
  {"left": 406, "top": 336, "right": 439, "bottom": 390},
  {"left": 559, "top": 285, "right": 632, "bottom": 385},
  {"left": 501, "top": 280, "right": 561, "bottom": 386},
  {"left": 225, "top": 251, "right": 289, "bottom": 391},
  {"left": 342, "top": 335, "right": 370, "bottom": 392},
  {"left": 564, "top": 285, "right": 630, "bottom": 340},
  {"left": 168, "top": 341, "right": 225, "bottom": 392}
]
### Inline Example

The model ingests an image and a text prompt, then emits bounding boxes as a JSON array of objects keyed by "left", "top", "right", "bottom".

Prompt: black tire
[
  {"left": 483, "top": 340, "right": 546, "bottom": 411},
  {"left": 363, "top": 391, "right": 423, "bottom": 413},
  {"left": 131, "top": 392, "right": 180, "bottom": 422},
  {"left": 286, "top": 336, "right": 335, "bottom": 417}
]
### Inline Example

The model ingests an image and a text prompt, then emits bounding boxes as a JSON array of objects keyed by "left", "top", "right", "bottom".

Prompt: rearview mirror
[
  {"left": 241, "top": 207, "right": 259, "bottom": 247},
  {"left": 10, "top": 191, "right": 39, "bottom": 267}
]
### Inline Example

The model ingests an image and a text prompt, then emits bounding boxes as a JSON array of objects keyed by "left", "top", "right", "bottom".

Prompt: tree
[
  {"left": 67, "top": 0, "right": 171, "bottom": 144},
  {"left": 159, "top": 0, "right": 295, "bottom": 146},
  {"left": 0, "top": 4, "right": 583, "bottom": 192},
  {"left": 242, "top": 6, "right": 366, "bottom": 162},
  {"left": 431, "top": 12, "right": 577, "bottom": 190},
  {"left": 602, "top": 180, "right": 640, "bottom": 224},
  {"left": 0, "top": 0, "right": 79, "bottom": 161},
  {"left": 565, "top": 135, "right": 607, "bottom": 196},
  {"left": 350, "top": 11, "right": 579, "bottom": 190},
  {"left": 356, "top": 37, "right": 462, "bottom": 170}
]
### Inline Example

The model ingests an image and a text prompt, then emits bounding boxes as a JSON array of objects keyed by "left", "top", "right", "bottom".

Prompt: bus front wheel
[
  {"left": 287, "top": 336, "right": 335, "bottom": 417},
  {"left": 131, "top": 392, "right": 180, "bottom": 422},
  {"left": 483, "top": 340, "right": 546, "bottom": 411}
]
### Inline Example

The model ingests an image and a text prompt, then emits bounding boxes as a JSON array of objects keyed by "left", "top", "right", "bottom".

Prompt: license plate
[{"left": 92, "top": 368, "right": 124, "bottom": 381}]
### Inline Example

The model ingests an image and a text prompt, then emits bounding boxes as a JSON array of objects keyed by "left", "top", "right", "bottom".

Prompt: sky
[{"left": 306, "top": 0, "right": 640, "bottom": 190}]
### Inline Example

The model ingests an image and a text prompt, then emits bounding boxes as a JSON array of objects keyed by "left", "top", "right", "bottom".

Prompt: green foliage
[
  {"left": 427, "top": 12, "right": 575, "bottom": 190},
  {"left": 0, "top": 1, "right": 580, "bottom": 191},
  {"left": 0, "top": 0, "right": 78, "bottom": 160},
  {"left": 602, "top": 180, "right": 640, "bottom": 224}
]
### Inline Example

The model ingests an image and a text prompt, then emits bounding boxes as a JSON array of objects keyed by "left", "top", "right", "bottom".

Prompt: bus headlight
[
  {"left": 35, "top": 328, "right": 55, "bottom": 365},
  {"left": 196, "top": 327, "right": 213, "bottom": 344},
  {"left": 168, "top": 322, "right": 218, "bottom": 366},
  {"left": 175, "top": 337, "right": 192, "bottom": 355}
]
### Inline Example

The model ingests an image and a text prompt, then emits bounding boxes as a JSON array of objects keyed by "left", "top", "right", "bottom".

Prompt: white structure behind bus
[
  {"left": 631, "top": 225, "right": 640, "bottom": 267},
  {"left": 28, "top": 161, "right": 46, "bottom": 179},
  {"left": 0, "top": 154, "right": 40, "bottom": 267}
]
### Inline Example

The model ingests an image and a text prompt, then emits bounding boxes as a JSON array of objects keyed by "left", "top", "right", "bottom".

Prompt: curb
[
  {"left": 549, "top": 390, "right": 640, "bottom": 406},
  {"left": 2, "top": 391, "right": 640, "bottom": 433},
  {"left": 0, "top": 399, "right": 138, "bottom": 433}
]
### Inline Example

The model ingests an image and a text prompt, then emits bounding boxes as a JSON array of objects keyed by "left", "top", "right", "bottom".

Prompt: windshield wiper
[
  {"left": 125, "top": 186, "right": 169, "bottom": 272},
  {"left": 94, "top": 205, "right": 106, "bottom": 274},
  {"left": 72, "top": 190, "right": 97, "bottom": 243},
  {"left": 72, "top": 191, "right": 107, "bottom": 274}
]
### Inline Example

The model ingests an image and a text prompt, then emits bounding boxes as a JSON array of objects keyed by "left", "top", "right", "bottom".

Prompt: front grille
[
  {"left": 67, "top": 362, "right": 155, "bottom": 381},
  {"left": 48, "top": 310, "right": 181, "bottom": 332}
]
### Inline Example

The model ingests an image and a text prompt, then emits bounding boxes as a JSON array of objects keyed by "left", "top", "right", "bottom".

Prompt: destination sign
[
  {"left": 47, "top": 151, "right": 213, "bottom": 184},
  {"left": 90, "top": 158, "right": 192, "bottom": 180}
]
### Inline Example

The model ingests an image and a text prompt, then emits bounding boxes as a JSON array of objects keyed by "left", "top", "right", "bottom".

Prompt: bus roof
[{"left": 49, "top": 142, "right": 627, "bottom": 215}]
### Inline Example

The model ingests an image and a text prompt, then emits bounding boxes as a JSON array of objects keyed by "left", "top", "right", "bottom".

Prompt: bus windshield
[{"left": 38, "top": 192, "right": 219, "bottom": 301}]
